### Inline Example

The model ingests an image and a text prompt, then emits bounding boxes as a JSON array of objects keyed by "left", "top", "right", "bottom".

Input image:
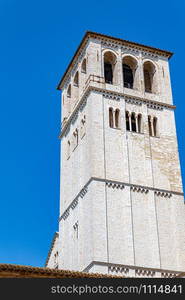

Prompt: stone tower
[{"left": 46, "top": 32, "right": 185, "bottom": 277}]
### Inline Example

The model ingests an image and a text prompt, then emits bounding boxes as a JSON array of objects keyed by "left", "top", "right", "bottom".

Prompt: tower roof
[{"left": 57, "top": 31, "right": 173, "bottom": 90}]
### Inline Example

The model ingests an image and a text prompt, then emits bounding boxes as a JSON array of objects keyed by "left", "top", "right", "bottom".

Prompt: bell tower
[{"left": 52, "top": 32, "right": 185, "bottom": 277}]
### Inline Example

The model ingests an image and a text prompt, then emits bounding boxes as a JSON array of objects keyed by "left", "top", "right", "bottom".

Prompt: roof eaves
[{"left": 57, "top": 31, "right": 173, "bottom": 91}]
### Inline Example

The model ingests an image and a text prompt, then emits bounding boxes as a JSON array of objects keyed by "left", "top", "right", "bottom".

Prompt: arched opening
[
  {"left": 143, "top": 61, "right": 156, "bottom": 93},
  {"left": 126, "top": 111, "right": 130, "bottom": 131},
  {"left": 81, "top": 58, "right": 87, "bottom": 73},
  {"left": 67, "top": 84, "right": 71, "bottom": 97},
  {"left": 115, "top": 109, "right": 120, "bottom": 128},
  {"left": 74, "top": 71, "right": 79, "bottom": 87},
  {"left": 131, "top": 113, "right": 136, "bottom": 132},
  {"left": 104, "top": 51, "right": 117, "bottom": 84},
  {"left": 138, "top": 114, "right": 142, "bottom": 133},
  {"left": 148, "top": 116, "right": 152, "bottom": 136},
  {"left": 153, "top": 117, "right": 157, "bottom": 137},
  {"left": 123, "top": 64, "right": 133, "bottom": 88},
  {"left": 122, "top": 56, "right": 138, "bottom": 89}
]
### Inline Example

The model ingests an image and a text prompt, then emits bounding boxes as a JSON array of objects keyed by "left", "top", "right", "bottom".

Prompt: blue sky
[{"left": 0, "top": 0, "right": 185, "bottom": 267}]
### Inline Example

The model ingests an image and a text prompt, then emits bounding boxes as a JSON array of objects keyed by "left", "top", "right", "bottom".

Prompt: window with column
[{"left": 125, "top": 111, "right": 143, "bottom": 133}]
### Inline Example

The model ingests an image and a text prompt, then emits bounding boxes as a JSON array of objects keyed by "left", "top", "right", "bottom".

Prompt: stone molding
[
  {"left": 60, "top": 87, "right": 175, "bottom": 138},
  {"left": 83, "top": 261, "right": 182, "bottom": 278},
  {"left": 59, "top": 177, "right": 183, "bottom": 222},
  {"left": 154, "top": 191, "right": 172, "bottom": 198},
  {"left": 106, "top": 182, "right": 124, "bottom": 189},
  {"left": 130, "top": 186, "right": 149, "bottom": 193}
]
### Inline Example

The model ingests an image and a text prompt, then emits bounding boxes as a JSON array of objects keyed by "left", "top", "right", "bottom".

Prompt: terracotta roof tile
[{"left": 0, "top": 264, "right": 123, "bottom": 278}]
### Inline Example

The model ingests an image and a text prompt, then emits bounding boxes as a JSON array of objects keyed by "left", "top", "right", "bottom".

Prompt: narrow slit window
[
  {"left": 109, "top": 108, "right": 114, "bottom": 128},
  {"left": 67, "top": 84, "right": 71, "bottom": 97},
  {"left": 126, "top": 111, "right": 130, "bottom": 131},
  {"left": 74, "top": 71, "right": 79, "bottom": 87},
  {"left": 148, "top": 116, "right": 152, "bottom": 136},
  {"left": 153, "top": 117, "right": 157, "bottom": 137},
  {"left": 115, "top": 109, "right": 120, "bottom": 128},
  {"left": 81, "top": 58, "right": 86, "bottom": 73},
  {"left": 131, "top": 113, "right": 136, "bottom": 132},
  {"left": 138, "top": 114, "right": 142, "bottom": 133},
  {"left": 67, "top": 140, "right": 70, "bottom": 159}
]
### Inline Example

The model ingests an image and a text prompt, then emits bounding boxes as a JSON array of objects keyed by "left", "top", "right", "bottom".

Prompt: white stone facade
[{"left": 47, "top": 32, "right": 185, "bottom": 276}]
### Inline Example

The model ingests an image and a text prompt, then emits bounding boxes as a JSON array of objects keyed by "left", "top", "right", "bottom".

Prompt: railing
[{"left": 84, "top": 74, "right": 105, "bottom": 90}]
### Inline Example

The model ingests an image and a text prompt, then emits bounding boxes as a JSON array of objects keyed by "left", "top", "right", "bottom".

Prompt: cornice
[
  {"left": 59, "top": 177, "right": 184, "bottom": 222},
  {"left": 45, "top": 232, "right": 59, "bottom": 267},
  {"left": 59, "top": 87, "right": 176, "bottom": 138},
  {"left": 57, "top": 31, "right": 173, "bottom": 90}
]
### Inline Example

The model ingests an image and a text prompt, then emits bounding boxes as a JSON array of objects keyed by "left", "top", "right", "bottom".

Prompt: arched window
[
  {"left": 143, "top": 61, "right": 156, "bottom": 93},
  {"left": 126, "top": 111, "right": 130, "bottom": 131},
  {"left": 74, "top": 71, "right": 79, "bottom": 87},
  {"left": 153, "top": 117, "right": 157, "bottom": 137},
  {"left": 148, "top": 116, "right": 152, "bottom": 136},
  {"left": 131, "top": 113, "right": 136, "bottom": 132},
  {"left": 81, "top": 58, "right": 87, "bottom": 73},
  {"left": 109, "top": 108, "right": 114, "bottom": 128},
  {"left": 137, "top": 114, "right": 142, "bottom": 133},
  {"left": 104, "top": 51, "right": 117, "bottom": 84},
  {"left": 115, "top": 109, "right": 120, "bottom": 128},
  {"left": 67, "top": 84, "right": 71, "bottom": 97},
  {"left": 144, "top": 69, "right": 151, "bottom": 92},
  {"left": 122, "top": 56, "right": 138, "bottom": 89},
  {"left": 123, "top": 64, "right": 133, "bottom": 88},
  {"left": 104, "top": 63, "right": 113, "bottom": 84}
]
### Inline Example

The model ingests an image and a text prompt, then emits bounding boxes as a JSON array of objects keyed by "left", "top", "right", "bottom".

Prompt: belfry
[{"left": 46, "top": 32, "right": 185, "bottom": 277}]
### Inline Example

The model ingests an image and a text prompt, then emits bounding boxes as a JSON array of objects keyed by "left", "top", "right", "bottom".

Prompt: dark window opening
[
  {"left": 81, "top": 59, "right": 86, "bottom": 73},
  {"left": 104, "top": 63, "right": 113, "bottom": 84},
  {"left": 109, "top": 108, "right": 114, "bottom": 128},
  {"left": 153, "top": 117, "right": 157, "bottom": 137},
  {"left": 126, "top": 111, "right": 130, "bottom": 131},
  {"left": 138, "top": 114, "right": 142, "bottom": 133},
  {"left": 148, "top": 116, "right": 152, "bottom": 136},
  {"left": 115, "top": 109, "right": 120, "bottom": 128},
  {"left": 123, "top": 64, "right": 133, "bottom": 89},
  {"left": 144, "top": 70, "right": 152, "bottom": 93},
  {"left": 131, "top": 113, "right": 136, "bottom": 132},
  {"left": 74, "top": 72, "right": 79, "bottom": 87},
  {"left": 67, "top": 84, "right": 71, "bottom": 97}
]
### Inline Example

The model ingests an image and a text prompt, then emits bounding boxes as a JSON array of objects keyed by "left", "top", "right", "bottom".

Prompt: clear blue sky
[{"left": 0, "top": 0, "right": 185, "bottom": 267}]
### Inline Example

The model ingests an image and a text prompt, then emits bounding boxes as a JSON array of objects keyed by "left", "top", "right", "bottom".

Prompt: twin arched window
[
  {"left": 109, "top": 108, "right": 120, "bottom": 129},
  {"left": 148, "top": 116, "right": 158, "bottom": 137}
]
